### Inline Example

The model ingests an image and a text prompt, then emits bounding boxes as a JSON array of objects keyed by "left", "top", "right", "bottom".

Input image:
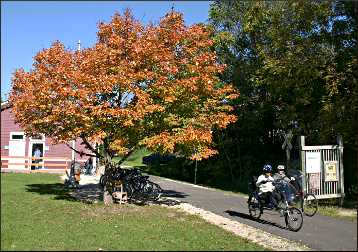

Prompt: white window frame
[
  {"left": 10, "top": 132, "right": 25, "bottom": 141},
  {"left": 29, "top": 134, "right": 45, "bottom": 142}
]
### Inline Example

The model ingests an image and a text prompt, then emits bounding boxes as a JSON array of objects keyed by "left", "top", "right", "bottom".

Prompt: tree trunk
[
  {"left": 237, "top": 138, "right": 243, "bottom": 182},
  {"left": 103, "top": 185, "right": 113, "bottom": 205},
  {"left": 101, "top": 144, "right": 136, "bottom": 205},
  {"left": 102, "top": 140, "right": 113, "bottom": 204},
  {"left": 102, "top": 160, "right": 113, "bottom": 205},
  {"left": 286, "top": 148, "right": 291, "bottom": 170},
  {"left": 221, "top": 132, "right": 234, "bottom": 185}
]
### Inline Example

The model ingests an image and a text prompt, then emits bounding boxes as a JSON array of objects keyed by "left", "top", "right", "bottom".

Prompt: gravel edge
[{"left": 163, "top": 198, "right": 313, "bottom": 251}]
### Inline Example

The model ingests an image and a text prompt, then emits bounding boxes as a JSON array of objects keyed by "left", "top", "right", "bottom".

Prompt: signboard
[
  {"left": 306, "top": 151, "right": 321, "bottom": 173},
  {"left": 324, "top": 161, "right": 338, "bottom": 181},
  {"left": 308, "top": 173, "right": 320, "bottom": 193}
]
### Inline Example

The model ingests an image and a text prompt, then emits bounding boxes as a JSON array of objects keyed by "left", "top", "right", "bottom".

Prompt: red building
[{"left": 1, "top": 102, "right": 96, "bottom": 173}]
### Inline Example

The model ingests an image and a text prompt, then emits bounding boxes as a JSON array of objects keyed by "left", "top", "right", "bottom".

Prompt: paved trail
[{"left": 149, "top": 175, "right": 357, "bottom": 251}]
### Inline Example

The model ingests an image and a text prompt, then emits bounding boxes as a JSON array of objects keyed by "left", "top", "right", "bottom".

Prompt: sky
[{"left": 1, "top": 1, "right": 213, "bottom": 101}]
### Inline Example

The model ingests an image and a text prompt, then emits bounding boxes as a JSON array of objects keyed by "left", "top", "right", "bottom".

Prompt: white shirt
[{"left": 256, "top": 174, "right": 275, "bottom": 193}]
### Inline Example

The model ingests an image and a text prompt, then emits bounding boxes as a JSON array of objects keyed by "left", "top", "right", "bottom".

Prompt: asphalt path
[{"left": 149, "top": 175, "right": 357, "bottom": 251}]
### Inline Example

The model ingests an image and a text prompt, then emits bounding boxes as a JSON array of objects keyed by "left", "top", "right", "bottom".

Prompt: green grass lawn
[
  {"left": 111, "top": 148, "right": 152, "bottom": 167},
  {"left": 1, "top": 173, "right": 266, "bottom": 251}
]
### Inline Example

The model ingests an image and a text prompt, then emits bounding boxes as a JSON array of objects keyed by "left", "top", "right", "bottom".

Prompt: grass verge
[
  {"left": 317, "top": 206, "right": 356, "bottom": 221},
  {"left": 1, "top": 173, "right": 266, "bottom": 251},
  {"left": 316, "top": 198, "right": 357, "bottom": 221}
]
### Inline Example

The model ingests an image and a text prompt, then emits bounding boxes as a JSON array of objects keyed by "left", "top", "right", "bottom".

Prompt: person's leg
[
  {"left": 272, "top": 191, "right": 281, "bottom": 208},
  {"left": 259, "top": 192, "right": 267, "bottom": 205},
  {"left": 258, "top": 193, "right": 266, "bottom": 214},
  {"left": 270, "top": 192, "right": 279, "bottom": 208}
]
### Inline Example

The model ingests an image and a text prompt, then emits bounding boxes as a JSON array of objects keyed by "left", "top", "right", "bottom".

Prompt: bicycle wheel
[
  {"left": 285, "top": 207, "right": 303, "bottom": 232},
  {"left": 99, "top": 174, "right": 106, "bottom": 187},
  {"left": 145, "top": 181, "right": 162, "bottom": 200},
  {"left": 303, "top": 193, "right": 318, "bottom": 217},
  {"left": 123, "top": 182, "right": 134, "bottom": 200},
  {"left": 248, "top": 195, "right": 262, "bottom": 220}
]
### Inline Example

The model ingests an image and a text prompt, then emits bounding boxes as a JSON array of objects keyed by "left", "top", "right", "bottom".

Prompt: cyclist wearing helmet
[
  {"left": 256, "top": 164, "right": 279, "bottom": 210},
  {"left": 274, "top": 165, "right": 299, "bottom": 194},
  {"left": 273, "top": 165, "right": 294, "bottom": 182}
]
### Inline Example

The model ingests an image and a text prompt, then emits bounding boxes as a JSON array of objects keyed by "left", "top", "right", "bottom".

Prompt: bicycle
[
  {"left": 291, "top": 185, "right": 318, "bottom": 217},
  {"left": 248, "top": 179, "right": 304, "bottom": 232},
  {"left": 287, "top": 170, "right": 318, "bottom": 217},
  {"left": 99, "top": 164, "right": 163, "bottom": 203},
  {"left": 120, "top": 168, "right": 162, "bottom": 202}
]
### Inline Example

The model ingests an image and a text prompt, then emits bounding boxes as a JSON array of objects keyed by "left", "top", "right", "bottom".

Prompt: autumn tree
[{"left": 10, "top": 10, "right": 239, "bottom": 201}]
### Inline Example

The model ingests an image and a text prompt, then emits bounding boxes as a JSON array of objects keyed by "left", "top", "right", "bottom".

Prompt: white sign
[{"left": 306, "top": 152, "right": 321, "bottom": 173}]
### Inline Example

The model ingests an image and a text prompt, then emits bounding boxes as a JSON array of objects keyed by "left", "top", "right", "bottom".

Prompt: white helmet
[{"left": 277, "top": 165, "right": 285, "bottom": 170}]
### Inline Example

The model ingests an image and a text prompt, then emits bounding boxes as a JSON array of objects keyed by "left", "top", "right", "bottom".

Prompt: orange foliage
[{"left": 10, "top": 9, "right": 239, "bottom": 160}]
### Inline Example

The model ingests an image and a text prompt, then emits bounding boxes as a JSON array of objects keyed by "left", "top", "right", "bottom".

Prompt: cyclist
[
  {"left": 256, "top": 164, "right": 280, "bottom": 212},
  {"left": 273, "top": 164, "right": 301, "bottom": 207},
  {"left": 273, "top": 165, "right": 294, "bottom": 182},
  {"left": 273, "top": 165, "right": 299, "bottom": 192}
]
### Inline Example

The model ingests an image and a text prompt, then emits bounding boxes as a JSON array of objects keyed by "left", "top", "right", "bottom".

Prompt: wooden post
[
  {"left": 299, "top": 136, "right": 306, "bottom": 195},
  {"left": 194, "top": 159, "right": 197, "bottom": 185},
  {"left": 28, "top": 156, "right": 31, "bottom": 171},
  {"left": 337, "top": 135, "right": 344, "bottom": 206}
]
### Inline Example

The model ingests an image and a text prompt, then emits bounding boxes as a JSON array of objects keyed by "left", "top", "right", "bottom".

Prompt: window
[
  {"left": 29, "top": 134, "right": 45, "bottom": 141},
  {"left": 10, "top": 132, "right": 25, "bottom": 141},
  {"left": 31, "top": 134, "right": 44, "bottom": 140},
  {"left": 12, "top": 134, "right": 24, "bottom": 140}
]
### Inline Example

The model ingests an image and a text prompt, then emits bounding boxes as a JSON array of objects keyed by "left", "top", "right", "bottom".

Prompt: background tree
[
  {"left": 9, "top": 9, "right": 239, "bottom": 202},
  {"left": 207, "top": 0, "right": 357, "bottom": 192}
]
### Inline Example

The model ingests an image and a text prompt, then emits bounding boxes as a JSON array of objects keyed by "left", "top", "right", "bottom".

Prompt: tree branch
[
  {"left": 117, "top": 146, "right": 137, "bottom": 165},
  {"left": 65, "top": 143, "right": 98, "bottom": 158},
  {"left": 80, "top": 135, "right": 104, "bottom": 158}
]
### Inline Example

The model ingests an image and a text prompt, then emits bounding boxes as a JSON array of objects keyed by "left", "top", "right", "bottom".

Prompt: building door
[
  {"left": 30, "top": 143, "right": 44, "bottom": 170},
  {"left": 8, "top": 132, "right": 26, "bottom": 169}
]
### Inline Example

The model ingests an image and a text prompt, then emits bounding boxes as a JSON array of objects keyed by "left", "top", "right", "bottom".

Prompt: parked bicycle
[
  {"left": 123, "top": 169, "right": 162, "bottom": 202},
  {"left": 100, "top": 163, "right": 162, "bottom": 203},
  {"left": 248, "top": 178, "right": 304, "bottom": 232}
]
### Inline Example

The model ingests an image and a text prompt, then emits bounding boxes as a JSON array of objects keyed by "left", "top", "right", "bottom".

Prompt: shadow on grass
[
  {"left": 225, "top": 210, "right": 290, "bottom": 231},
  {"left": 25, "top": 183, "right": 79, "bottom": 202},
  {"left": 25, "top": 179, "right": 189, "bottom": 207}
]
